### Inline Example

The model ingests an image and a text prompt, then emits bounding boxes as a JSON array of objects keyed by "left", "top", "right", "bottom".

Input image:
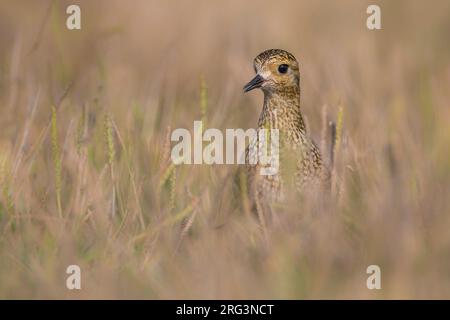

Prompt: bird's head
[{"left": 244, "top": 49, "right": 300, "bottom": 94}]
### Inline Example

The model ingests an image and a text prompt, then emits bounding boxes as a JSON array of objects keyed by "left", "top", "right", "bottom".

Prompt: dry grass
[{"left": 0, "top": 0, "right": 450, "bottom": 299}]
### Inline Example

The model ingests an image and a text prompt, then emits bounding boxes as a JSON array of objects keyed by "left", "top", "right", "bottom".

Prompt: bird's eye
[{"left": 278, "top": 64, "right": 289, "bottom": 74}]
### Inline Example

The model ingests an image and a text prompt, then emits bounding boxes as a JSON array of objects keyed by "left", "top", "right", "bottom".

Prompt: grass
[
  {"left": 51, "top": 106, "right": 63, "bottom": 218},
  {"left": 0, "top": 0, "right": 450, "bottom": 299}
]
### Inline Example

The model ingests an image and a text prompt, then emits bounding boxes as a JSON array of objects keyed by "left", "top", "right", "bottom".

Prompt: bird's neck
[{"left": 258, "top": 86, "right": 306, "bottom": 135}]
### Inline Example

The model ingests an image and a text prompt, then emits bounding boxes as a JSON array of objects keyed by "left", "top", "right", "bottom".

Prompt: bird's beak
[{"left": 243, "top": 74, "right": 265, "bottom": 92}]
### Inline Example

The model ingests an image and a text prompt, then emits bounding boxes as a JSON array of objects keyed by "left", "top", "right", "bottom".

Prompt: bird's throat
[{"left": 258, "top": 87, "right": 306, "bottom": 135}]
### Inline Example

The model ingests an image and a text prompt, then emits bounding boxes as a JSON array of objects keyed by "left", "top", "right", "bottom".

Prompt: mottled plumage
[{"left": 243, "top": 49, "right": 330, "bottom": 206}]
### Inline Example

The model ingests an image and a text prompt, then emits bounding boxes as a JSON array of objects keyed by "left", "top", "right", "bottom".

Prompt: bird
[{"left": 241, "top": 49, "right": 330, "bottom": 219}]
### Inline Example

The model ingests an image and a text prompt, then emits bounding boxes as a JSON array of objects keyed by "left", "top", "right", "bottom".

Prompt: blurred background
[{"left": 0, "top": 0, "right": 449, "bottom": 298}]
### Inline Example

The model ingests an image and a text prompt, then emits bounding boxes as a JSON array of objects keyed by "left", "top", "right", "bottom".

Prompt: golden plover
[{"left": 243, "top": 49, "right": 330, "bottom": 207}]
